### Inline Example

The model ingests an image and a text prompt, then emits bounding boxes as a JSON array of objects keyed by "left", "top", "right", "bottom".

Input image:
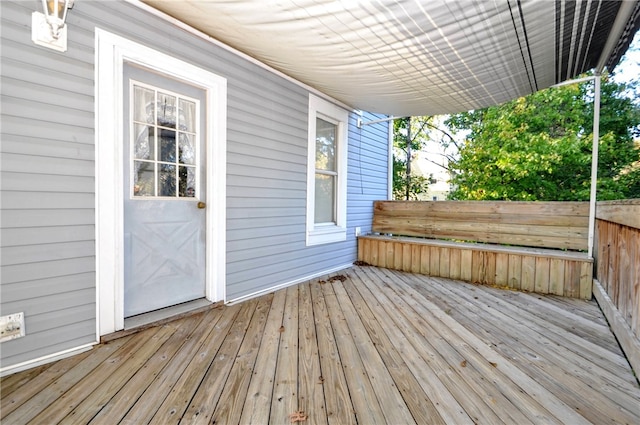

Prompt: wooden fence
[
  {"left": 359, "top": 201, "right": 593, "bottom": 299},
  {"left": 593, "top": 199, "right": 640, "bottom": 374}
]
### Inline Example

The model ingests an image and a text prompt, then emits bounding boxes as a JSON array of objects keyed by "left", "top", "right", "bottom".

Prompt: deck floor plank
[
  {"left": 146, "top": 302, "right": 242, "bottom": 425},
  {"left": 2, "top": 265, "right": 639, "bottom": 425},
  {"left": 3, "top": 330, "right": 150, "bottom": 425},
  {"left": 357, "top": 266, "right": 503, "bottom": 424},
  {"left": 179, "top": 299, "right": 258, "bottom": 424},
  {"left": 309, "top": 279, "right": 356, "bottom": 425},
  {"left": 452, "top": 279, "right": 637, "bottom": 388},
  {"left": 475, "top": 283, "right": 624, "bottom": 354},
  {"left": 362, "top": 266, "right": 534, "bottom": 425},
  {"left": 269, "top": 285, "right": 300, "bottom": 425},
  {"left": 297, "top": 282, "right": 327, "bottom": 425},
  {"left": 56, "top": 323, "right": 181, "bottom": 425},
  {"left": 350, "top": 267, "right": 474, "bottom": 425},
  {"left": 365, "top": 267, "right": 594, "bottom": 425},
  {"left": 238, "top": 289, "right": 286, "bottom": 424},
  {"left": 112, "top": 307, "right": 225, "bottom": 425},
  {"left": 420, "top": 275, "right": 639, "bottom": 424},
  {"left": 1, "top": 346, "right": 94, "bottom": 417},
  {"left": 69, "top": 313, "right": 205, "bottom": 425},
  {"left": 343, "top": 270, "right": 447, "bottom": 425},
  {"left": 331, "top": 280, "right": 416, "bottom": 425},
  {"left": 371, "top": 271, "right": 554, "bottom": 425},
  {"left": 211, "top": 294, "right": 274, "bottom": 425},
  {"left": 320, "top": 279, "right": 387, "bottom": 424}
]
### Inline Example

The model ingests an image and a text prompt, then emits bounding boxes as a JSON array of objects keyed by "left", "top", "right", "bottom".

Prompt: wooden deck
[{"left": 2, "top": 266, "right": 639, "bottom": 424}]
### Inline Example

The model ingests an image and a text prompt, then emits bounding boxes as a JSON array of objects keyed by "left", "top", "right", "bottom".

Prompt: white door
[{"left": 123, "top": 63, "right": 207, "bottom": 317}]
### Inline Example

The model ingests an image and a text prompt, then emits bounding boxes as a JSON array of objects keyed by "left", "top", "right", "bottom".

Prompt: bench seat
[{"left": 357, "top": 234, "right": 593, "bottom": 299}]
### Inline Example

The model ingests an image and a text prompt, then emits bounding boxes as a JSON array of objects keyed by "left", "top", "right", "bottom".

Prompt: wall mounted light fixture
[{"left": 32, "top": 0, "right": 75, "bottom": 52}]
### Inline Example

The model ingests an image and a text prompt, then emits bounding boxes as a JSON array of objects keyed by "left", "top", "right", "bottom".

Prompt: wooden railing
[
  {"left": 593, "top": 199, "right": 640, "bottom": 375},
  {"left": 359, "top": 201, "right": 593, "bottom": 299}
]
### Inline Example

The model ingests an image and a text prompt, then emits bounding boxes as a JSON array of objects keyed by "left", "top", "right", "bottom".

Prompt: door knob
[{"left": 197, "top": 201, "right": 206, "bottom": 209}]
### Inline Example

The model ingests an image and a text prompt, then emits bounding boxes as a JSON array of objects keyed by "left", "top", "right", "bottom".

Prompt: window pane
[
  {"left": 179, "top": 166, "right": 197, "bottom": 197},
  {"left": 157, "top": 92, "right": 177, "bottom": 128},
  {"left": 130, "top": 83, "right": 200, "bottom": 200},
  {"left": 159, "top": 164, "right": 176, "bottom": 196},
  {"left": 315, "top": 173, "right": 335, "bottom": 223},
  {"left": 134, "top": 86, "right": 154, "bottom": 124},
  {"left": 159, "top": 129, "right": 176, "bottom": 162},
  {"left": 316, "top": 118, "right": 336, "bottom": 171},
  {"left": 179, "top": 133, "right": 196, "bottom": 165},
  {"left": 134, "top": 124, "right": 154, "bottom": 160},
  {"left": 179, "top": 99, "right": 196, "bottom": 132},
  {"left": 133, "top": 161, "right": 154, "bottom": 196}
]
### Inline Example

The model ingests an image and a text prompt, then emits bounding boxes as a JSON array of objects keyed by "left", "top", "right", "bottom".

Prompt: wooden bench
[{"left": 358, "top": 201, "right": 593, "bottom": 299}]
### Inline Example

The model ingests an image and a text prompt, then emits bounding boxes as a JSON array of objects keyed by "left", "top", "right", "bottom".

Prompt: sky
[{"left": 613, "top": 31, "right": 640, "bottom": 87}]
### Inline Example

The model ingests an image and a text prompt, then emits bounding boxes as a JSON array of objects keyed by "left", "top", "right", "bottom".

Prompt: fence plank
[
  {"left": 495, "top": 253, "right": 509, "bottom": 286},
  {"left": 420, "top": 245, "right": 430, "bottom": 275},
  {"left": 535, "top": 258, "right": 551, "bottom": 294},
  {"left": 460, "top": 250, "right": 472, "bottom": 281},
  {"left": 508, "top": 255, "right": 522, "bottom": 290}
]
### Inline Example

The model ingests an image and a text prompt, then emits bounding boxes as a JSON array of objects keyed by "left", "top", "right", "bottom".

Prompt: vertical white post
[
  {"left": 588, "top": 74, "right": 601, "bottom": 258},
  {"left": 405, "top": 117, "right": 412, "bottom": 200},
  {"left": 388, "top": 118, "right": 394, "bottom": 200}
]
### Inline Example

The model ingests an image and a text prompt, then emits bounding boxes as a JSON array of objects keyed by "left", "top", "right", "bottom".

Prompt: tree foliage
[
  {"left": 392, "top": 116, "right": 434, "bottom": 199},
  {"left": 445, "top": 73, "right": 640, "bottom": 201}
]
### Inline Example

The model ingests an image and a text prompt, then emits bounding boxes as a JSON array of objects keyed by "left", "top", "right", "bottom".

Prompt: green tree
[
  {"left": 445, "top": 73, "right": 640, "bottom": 201},
  {"left": 392, "top": 116, "right": 434, "bottom": 199}
]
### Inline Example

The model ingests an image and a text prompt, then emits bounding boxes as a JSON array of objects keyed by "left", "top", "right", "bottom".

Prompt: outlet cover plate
[{"left": 1, "top": 312, "right": 25, "bottom": 342}]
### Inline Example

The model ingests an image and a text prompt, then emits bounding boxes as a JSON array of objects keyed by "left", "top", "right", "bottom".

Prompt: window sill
[{"left": 307, "top": 225, "right": 347, "bottom": 246}]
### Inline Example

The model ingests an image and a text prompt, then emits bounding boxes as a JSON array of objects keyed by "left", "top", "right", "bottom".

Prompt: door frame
[{"left": 95, "top": 29, "right": 227, "bottom": 336}]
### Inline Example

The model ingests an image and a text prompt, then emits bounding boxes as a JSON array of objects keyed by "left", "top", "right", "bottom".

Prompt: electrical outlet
[
  {"left": 355, "top": 227, "right": 361, "bottom": 237},
  {"left": 1, "top": 312, "right": 25, "bottom": 342}
]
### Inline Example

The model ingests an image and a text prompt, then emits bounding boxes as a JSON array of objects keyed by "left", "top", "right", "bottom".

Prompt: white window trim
[
  {"left": 95, "top": 29, "right": 227, "bottom": 336},
  {"left": 306, "top": 94, "right": 348, "bottom": 246}
]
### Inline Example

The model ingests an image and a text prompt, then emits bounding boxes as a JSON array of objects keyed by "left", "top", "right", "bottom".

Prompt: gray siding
[
  {"left": 0, "top": 0, "right": 389, "bottom": 369},
  {"left": 1, "top": 0, "right": 97, "bottom": 368}
]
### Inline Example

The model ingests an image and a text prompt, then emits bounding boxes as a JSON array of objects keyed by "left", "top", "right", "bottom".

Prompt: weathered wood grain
[
  {"left": 269, "top": 286, "right": 300, "bottom": 425},
  {"left": 2, "top": 267, "right": 638, "bottom": 425},
  {"left": 372, "top": 200, "right": 590, "bottom": 250},
  {"left": 596, "top": 199, "right": 640, "bottom": 229},
  {"left": 309, "top": 281, "right": 355, "bottom": 425},
  {"left": 359, "top": 236, "right": 592, "bottom": 299},
  {"left": 239, "top": 289, "right": 286, "bottom": 425}
]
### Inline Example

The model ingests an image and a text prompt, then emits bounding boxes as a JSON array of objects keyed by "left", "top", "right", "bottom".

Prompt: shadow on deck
[{"left": 2, "top": 265, "right": 639, "bottom": 424}]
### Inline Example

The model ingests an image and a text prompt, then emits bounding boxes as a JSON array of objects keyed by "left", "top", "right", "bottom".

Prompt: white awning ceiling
[{"left": 143, "top": 0, "right": 640, "bottom": 116}]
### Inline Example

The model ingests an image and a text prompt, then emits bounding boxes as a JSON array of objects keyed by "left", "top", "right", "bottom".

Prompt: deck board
[{"left": 2, "top": 266, "right": 639, "bottom": 425}]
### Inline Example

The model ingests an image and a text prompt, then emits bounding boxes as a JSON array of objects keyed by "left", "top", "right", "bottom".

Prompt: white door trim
[{"left": 95, "top": 28, "right": 227, "bottom": 336}]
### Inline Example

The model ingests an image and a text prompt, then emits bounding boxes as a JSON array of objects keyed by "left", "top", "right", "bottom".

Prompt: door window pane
[
  {"left": 179, "top": 134, "right": 196, "bottom": 165},
  {"left": 179, "top": 99, "right": 196, "bottom": 132},
  {"left": 159, "top": 129, "right": 176, "bottom": 162},
  {"left": 131, "top": 82, "right": 200, "bottom": 199},
  {"left": 134, "top": 124, "right": 154, "bottom": 160},
  {"left": 134, "top": 86, "right": 154, "bottom": 123},
  {"left": 159, "top": 164, "right": 176, "bottom": 196},
  {"left": 179, "top": 166, "right": 197, "bottom": 197},
  {"left": 157, "top": 92, "right": 177, "bottom": 128},
  {"left": 133, "top": 161, "right": 155, "bottom": 196}
]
